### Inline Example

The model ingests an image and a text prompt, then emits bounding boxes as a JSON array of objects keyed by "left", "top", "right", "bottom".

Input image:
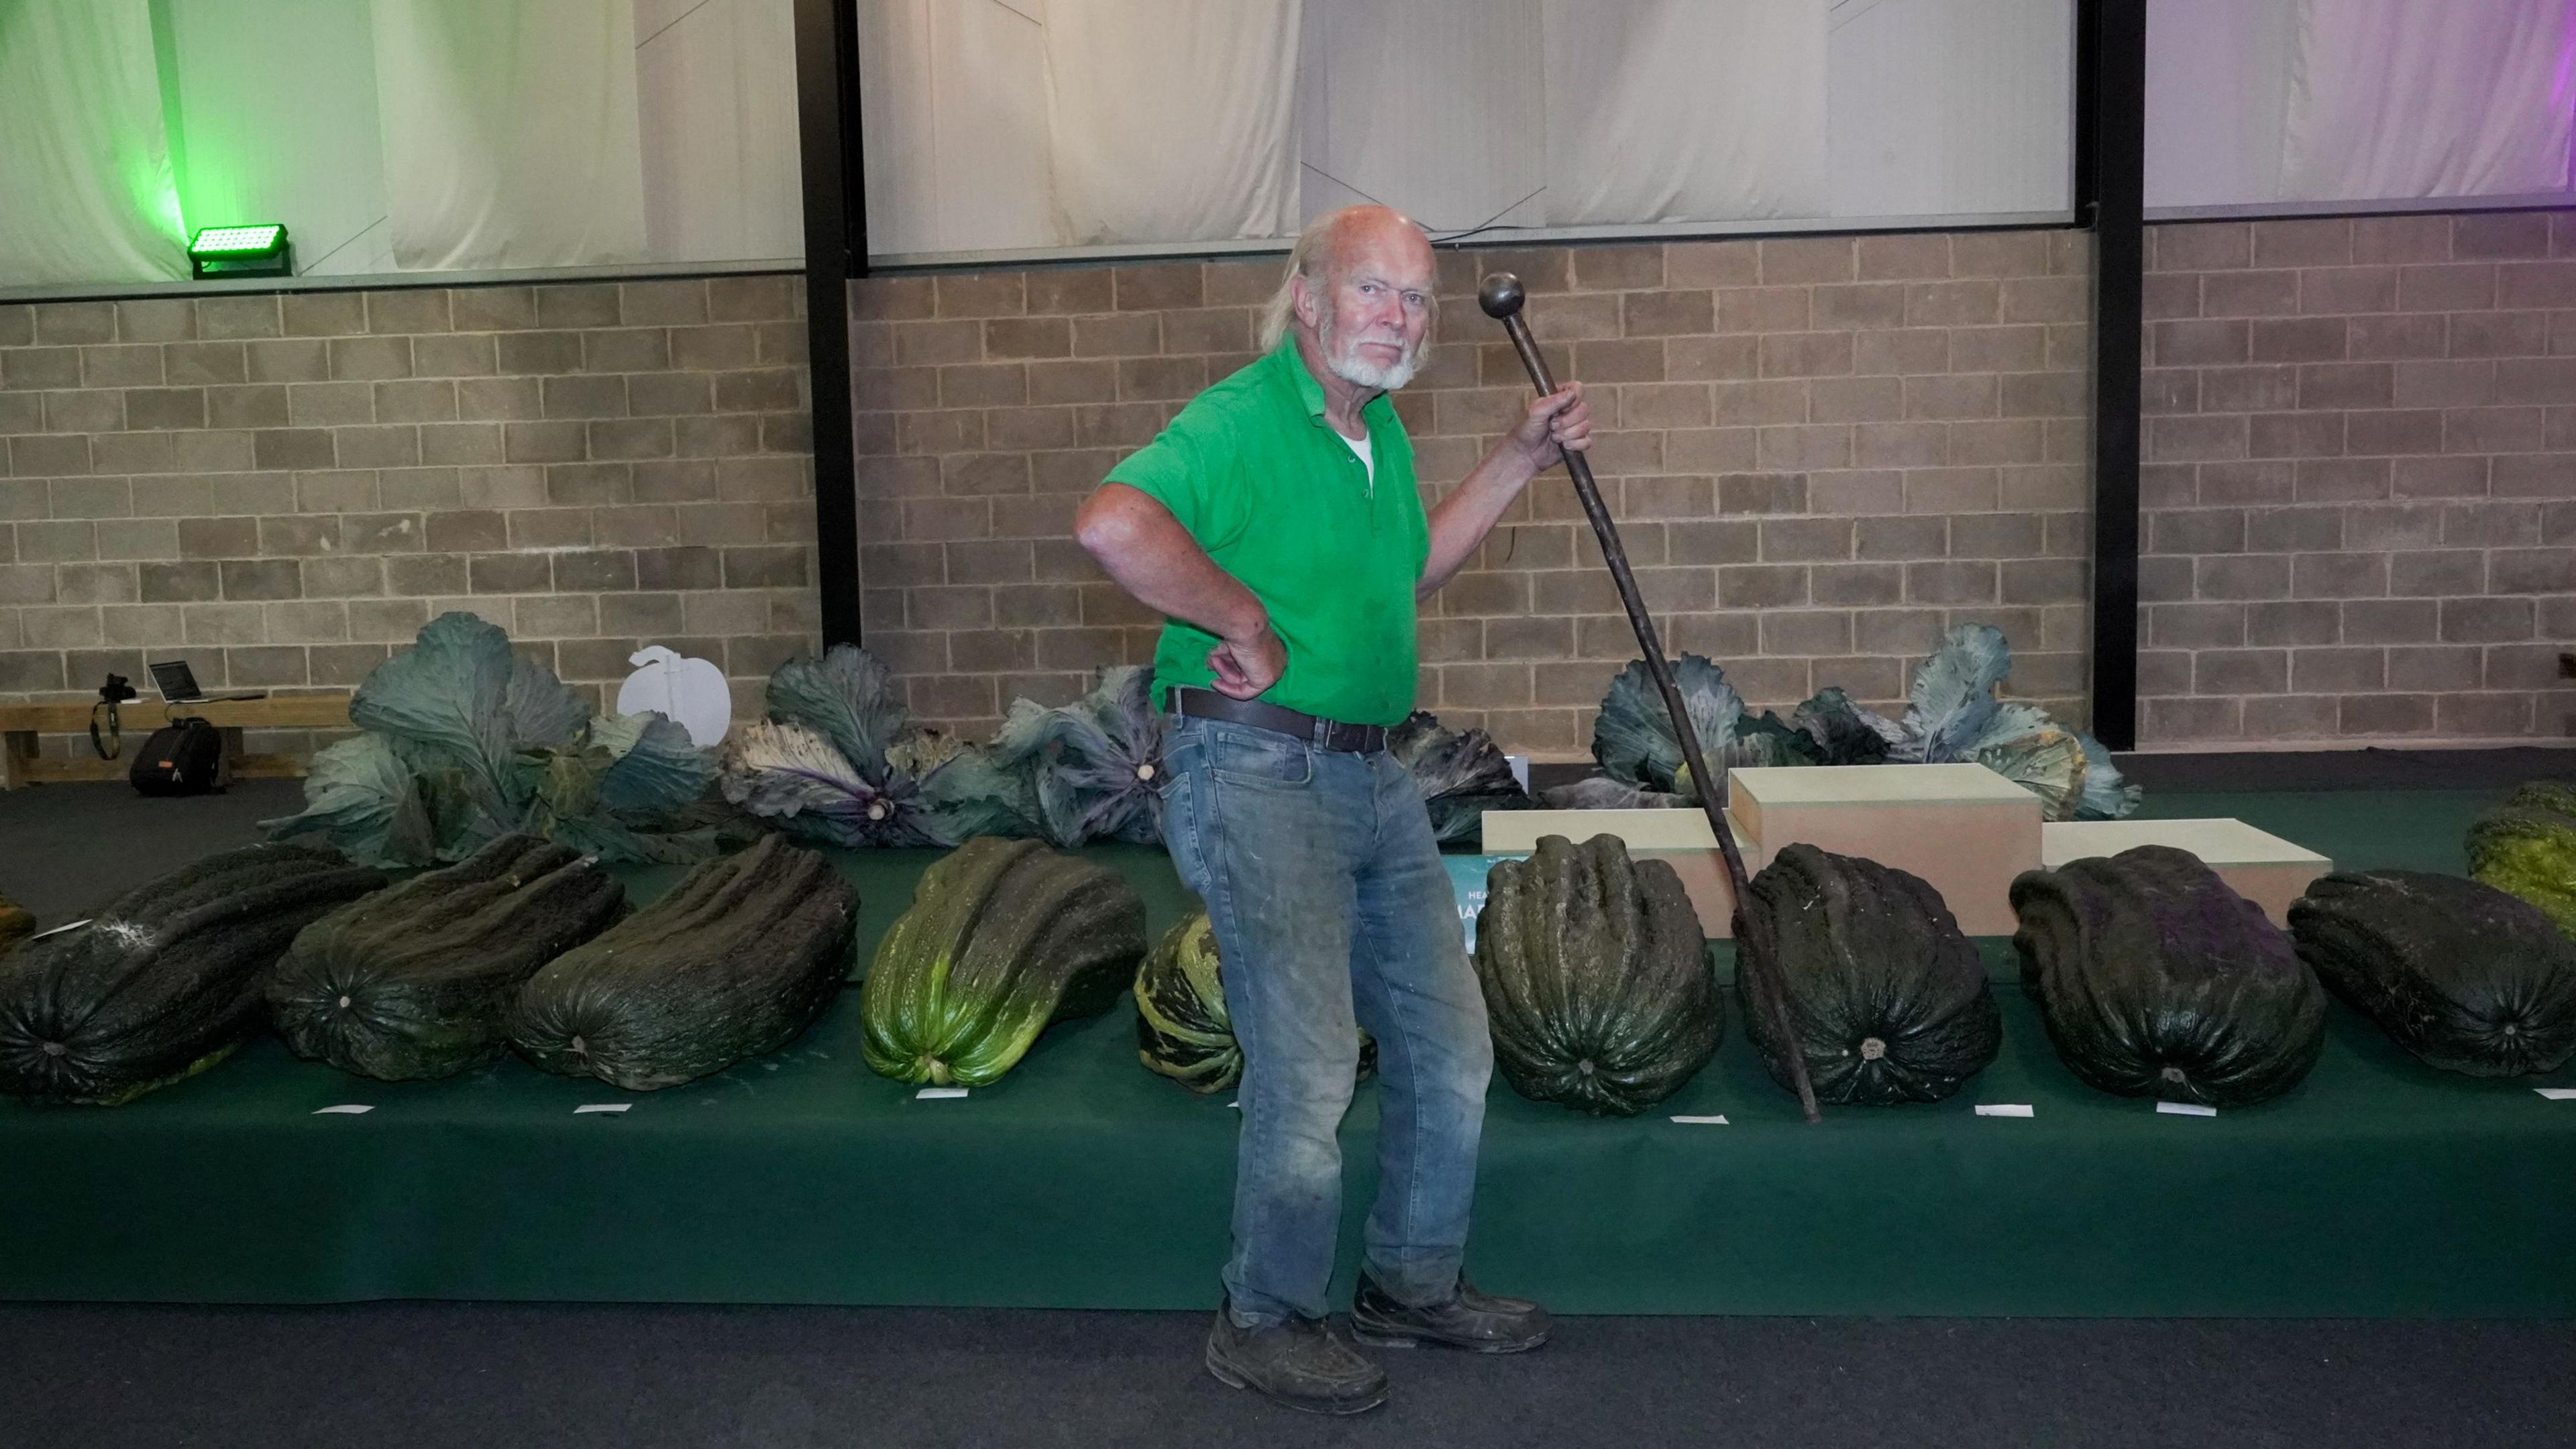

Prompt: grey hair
[{"left": 1258, "top": 212, "right": 1343, "bottom": 352}]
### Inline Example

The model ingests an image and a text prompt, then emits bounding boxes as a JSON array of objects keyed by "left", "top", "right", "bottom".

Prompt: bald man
[{"left": 1076, "top": 205, "right": 1591, "bottom": 1415}]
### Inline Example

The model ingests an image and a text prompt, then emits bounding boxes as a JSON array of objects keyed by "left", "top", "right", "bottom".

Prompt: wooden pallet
[{"left": 0, "top": 694, "right": 350, "bottom": 789}]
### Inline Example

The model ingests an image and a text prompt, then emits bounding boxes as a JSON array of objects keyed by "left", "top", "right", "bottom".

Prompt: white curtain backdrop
[
  {"left": 2280, "top": 0, "right": 2575, "bottom": 200},
  {"left": 859, "top": 0, "right": 1056, "bottom": 257},
  {"left": 1042, "top": 0, "right": 1305, "bottom": 246},
  {"left": 1829, "top": 0, "right": 2074, "bottom": 218},
  {"left": 1297, "top": 0, "right": 1545, "bottom": 233},
  {"left": 2143, "top": 0, "right": 2298, "bottom": 209},
  {"left": 1541, "top": 0, "right": 1831, "bottom": 226},
  {"left": 371, "top": 0, "right": 649, "bottom": 270},
  {"left": 164, "top": 0, "right": 392, "bottom": 276},
  {"left": 2149, "top": 0, "right": 2575, "bottom": 209},
  {"left": 0, "top": 1, "right": 189, "bottom": 286},
  {"left": 635, "top": 0, "right": 803, "bottom": 262}
]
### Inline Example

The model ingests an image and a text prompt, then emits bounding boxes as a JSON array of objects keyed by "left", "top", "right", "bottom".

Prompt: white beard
[{"left": 1318, "top": 315, "right": 1420, "bottom": 391}]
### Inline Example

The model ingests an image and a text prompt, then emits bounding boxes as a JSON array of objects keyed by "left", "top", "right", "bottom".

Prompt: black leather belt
[{"left": 1171, "top": 686, "right": 1388, "bottom": 753}]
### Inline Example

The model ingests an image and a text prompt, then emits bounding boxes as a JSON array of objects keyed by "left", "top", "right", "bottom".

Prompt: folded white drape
[
  {"left": 2281, "top": 0, "right": 2575, "bottom": 200},
  {"left": 0, "top": 1, "right": 189, "bottom": 285},
  {"left": 1540, "top": 0, "right": 1831, "bottom": 225},
  {"left": 164, "top": 0, "right": 391, "bottom": 277},
  {"left": 371, "top": 0, "right": 648, "bottom": 270},
  {"left": 860, "top": 0, "right": 1056, "bottom": 257},
  {"left": 1299, "top": 0, "right": 1545, "bottom": 233},
  {"left": 637, "top": 0, "right": 803, "bottom": 262},
  {"left": 1042, "top": 0, "right": 1305, "bottom": 246}
]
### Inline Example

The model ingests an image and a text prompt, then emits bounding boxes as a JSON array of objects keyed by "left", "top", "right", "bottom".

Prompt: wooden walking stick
[{"left": 1479, "top": 272, "right": 1823, "bottom": 1124}]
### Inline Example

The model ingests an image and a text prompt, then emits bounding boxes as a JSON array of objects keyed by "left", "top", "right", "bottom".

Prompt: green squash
[
  {"left": 1133, "top": 908, "right": 1375, "bottom": 1093},
  {"left": 0, "top": 894, "right": 32, "bottom": 958},
  {"left": 2292, "top": 869, "right": 2576, "bottom": 1077},
  {"left": 1473, "top": 833, "right": 1721, "bottom": 1116},
  {"left": 509, "top": 835, "right": 857, "bottom": 1091},
  {"left": 0, "top": 844, "right": 385, "bottom": 1105},
  {"left": 863, "top": 837, "right": 1145, "bottom": 1086},
  {"left": 2465, "top": 781, "right": 2576, "bottom": 935},
  {"left": 269, "top": 834, "right": 627, "bottom": 1081},
  {"left": 2011, "top": 845, "right": 2326, "bottom": 1108},
  {"left": 1737, "top": 843, "right": 2000, "bottom": 1105}
]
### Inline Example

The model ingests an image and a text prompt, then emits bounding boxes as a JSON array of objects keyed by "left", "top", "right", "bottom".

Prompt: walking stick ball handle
[{"left": 1477, "top": 272, "right": 1525, "bottom": 320}]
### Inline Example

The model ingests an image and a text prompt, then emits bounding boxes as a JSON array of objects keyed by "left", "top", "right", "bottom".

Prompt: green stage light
[{"left": 187, "top": 223, "right": 292, "bottom": 280}]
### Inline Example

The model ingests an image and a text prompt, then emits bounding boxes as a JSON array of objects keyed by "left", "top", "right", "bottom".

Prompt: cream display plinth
[
  {"left": 1725, "top": 764, "right": 2041, "bottom": 935},
  {"left": 1481, "top": 808, "right": 1758, "bottom": 939},
  {"left": 2041, "top": 818, "right": 2332, "bottom": 926}
]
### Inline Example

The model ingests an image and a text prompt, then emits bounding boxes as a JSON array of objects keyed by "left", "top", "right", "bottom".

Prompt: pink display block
[
  {"left": 1725, "top": 764, "right": 2041, "bottom": 935},
  {"left": 2040, "top": 818, "right": 2332, "bottom": 926},
  {"left": 1480, "top": 808, "right": 1758, "bottom": 940}
]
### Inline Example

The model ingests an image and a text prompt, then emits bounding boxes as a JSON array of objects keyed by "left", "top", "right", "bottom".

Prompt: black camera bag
[{"left": 129, "top": 718, "right": 227, "bottom": 796}]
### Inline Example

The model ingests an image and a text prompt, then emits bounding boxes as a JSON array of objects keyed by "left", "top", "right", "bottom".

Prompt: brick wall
[
  {"left": 2140, "top": 211, "right": 2576, "bottom": 743},
  {"left": 12, "top": 208, "right": 2566, "bottom": 770},
  {"left": 0, "top": 276, "right": 818, "bottom": 757},
  {"left": 851, "top": 231, "right": 2098, "bottom": 755}
]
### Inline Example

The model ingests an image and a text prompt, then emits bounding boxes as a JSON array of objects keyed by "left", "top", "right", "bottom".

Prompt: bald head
[{"left": 1260, "top": 205, "right": 1438, "bottom": 392}]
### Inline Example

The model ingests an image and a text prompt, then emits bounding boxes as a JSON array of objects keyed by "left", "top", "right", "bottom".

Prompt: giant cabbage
[
  {"left": 722, "top": 645, "right": 962, "bottom": 847},
  {"left": 265, "top": 612, "right": 717, "bottom": 867},
  {"left": 1584, "top": 625, "right": 2138, "bottom": 822}
]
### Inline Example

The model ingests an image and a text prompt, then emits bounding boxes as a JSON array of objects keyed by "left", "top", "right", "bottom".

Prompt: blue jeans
[{"left": 1157, "top": 714, "right": 1494, "bottom": 1326}]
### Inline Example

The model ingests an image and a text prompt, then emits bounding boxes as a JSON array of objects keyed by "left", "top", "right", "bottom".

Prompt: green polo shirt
[{"left": 1104, "top": 335, "right": 1428, "bottom": 727}]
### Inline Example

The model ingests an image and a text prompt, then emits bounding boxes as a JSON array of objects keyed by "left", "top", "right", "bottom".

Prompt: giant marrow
[
  {"left": 0, "top": 893, "right": 31, "bottom": 958},
  {"left": 863, "top": 837, "right": 1145, "bottom": 1086},
  {"left": 0, "top": 844, "right": 384, "bottom": 1104},
  {"left": 1134, "top": 908, "right": 1375, "bottom": 1093},
  {"left": 1737, "top": 843, "right": 2000, "bottom": 1105},
  {"left": 2011, "top": 845, "right": 2325, "bottom": 1108},
  {"left": 2465, "top": 781, "right": 2576, "bottom": 936},
  {"left": 270, "top": 834, "right": 626, "bottom": 1080},
  {"left": 1473, "top": 833, "right": 1720, "bottom": 1116},
  {"left": 509, "top": 835, "right": 857, "bottom": 1091},
  {"left": 2291, "top": 869, "right": 2576, "bottom": 1077}
]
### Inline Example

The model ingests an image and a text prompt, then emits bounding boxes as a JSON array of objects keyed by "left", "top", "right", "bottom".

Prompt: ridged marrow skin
[
  {"left": 1132, "top": 909, "right": 1375, "bottom": 1093},
  {"left": 268, "top": 834, "right": 627, "bottom": 1081},
  {"left": 863, "top": 837, "right": 1146, "bottom": 1087},
  {"left": 2290, "top": 869, "right": 2576, "bottom": 1078},
  {"left": 509, "top": 835, "right": 858, "bottom": 1091},
  {"left": 1473, "top": 833, "right": 1720, "bottom": 1116},
  {"left": 2010, "top": 845, "right": 2326, "bottom": 1108},
  {"left": 0, "top": 894, "right": 32, "bottom": 958},
  {"left": 1738, "top": 843, "right": 2000, "bottom": 1105},
  {"left": 2464, "top": 781, "right": 2576, "bottom": 936},
  {"left": 0, "top": 844, "right": 386, "bottom": 1105}
]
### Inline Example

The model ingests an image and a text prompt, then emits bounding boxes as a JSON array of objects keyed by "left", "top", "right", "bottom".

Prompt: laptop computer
[{"left": 148, "top": 659, "right": 266, "bottom": 705}]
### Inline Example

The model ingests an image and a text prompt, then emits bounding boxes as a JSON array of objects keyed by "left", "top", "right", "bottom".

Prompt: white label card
[
  {"left": 916, "top": 1086, "right": 969, "bottom": 1099},
  {"left": 2156, "top": 1102, "right": 2218, "bottom": 1117},
  {"left": 1974, "top": 1104, "right": 2034, "bottom": 1118},
  {"left": 574, "top": 1103, "right": 631, "bottom": 1114},
  {"left": 312, "top": 1104, "right": 372, "bottom": 1115},
  {"left": 2534, "top": 1088, "right": 2576, "bottom": 1101},
  {"left": 1668, "top": 1114, "right": 1729, "bottom": 1125}
]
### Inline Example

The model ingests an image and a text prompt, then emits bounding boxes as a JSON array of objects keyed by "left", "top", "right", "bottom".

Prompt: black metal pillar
[
  {"left": 794, "top": 0, "right": 866, "bottom": 647},
  {"left": 2078, "top": 0, "right": 2146, "bottom": 750}
]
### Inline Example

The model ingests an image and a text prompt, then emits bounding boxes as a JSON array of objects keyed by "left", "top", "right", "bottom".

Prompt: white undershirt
[{"left": 1338, "top": 428, "right": 1375, "bottom": 494}]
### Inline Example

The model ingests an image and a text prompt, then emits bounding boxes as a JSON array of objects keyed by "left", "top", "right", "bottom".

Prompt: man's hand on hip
[{"left": 1208, "top": 623, "right": 1287, "bottom": 700}]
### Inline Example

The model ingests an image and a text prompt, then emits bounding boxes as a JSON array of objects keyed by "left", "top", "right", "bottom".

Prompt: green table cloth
[{"left": 5, "top": 787, "right": 2568, "bottom": 1315}]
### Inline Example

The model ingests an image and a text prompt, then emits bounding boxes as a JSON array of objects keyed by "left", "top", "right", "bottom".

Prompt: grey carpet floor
[{"left": 3, "top": 1303, "right": 2573, "bottom": 1449}]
